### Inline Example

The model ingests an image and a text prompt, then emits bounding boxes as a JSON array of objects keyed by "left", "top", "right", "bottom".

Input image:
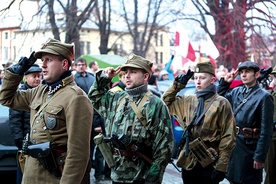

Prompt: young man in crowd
[
  {"left": 162, "top": 61, "right": 236, "bottom": 184},
  {"left": 218, "top": 61, "right": 274, "bottom": 184}
]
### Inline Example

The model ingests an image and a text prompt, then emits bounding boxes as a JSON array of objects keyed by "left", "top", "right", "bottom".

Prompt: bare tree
[
  {"left": 93, "top": 0, "right": 111, "bottom": 54},
  {"left": 0, "top": 0, "right": 96, "bottom": 59},
  {"left": 45, "top": 0, "right": 96, "bottom": 58},
  {"left": 120, "top": 0, "right": 185, "bottom": 57},
  {"left": 177, "top": 0, "right": 276, "bottom": 69}
]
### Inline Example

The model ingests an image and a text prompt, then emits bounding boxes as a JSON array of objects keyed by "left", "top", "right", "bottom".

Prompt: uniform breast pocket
[
  {"left": 30, "top": 102, "right": 41, "bottom": 116},
  {"left": 44, "top": 105, "right": 64, "bottom": 130}
]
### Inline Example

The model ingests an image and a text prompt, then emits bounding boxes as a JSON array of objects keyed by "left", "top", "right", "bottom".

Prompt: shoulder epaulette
[{"left": 71, "top": 85, "right": 84, "bottom": 95}]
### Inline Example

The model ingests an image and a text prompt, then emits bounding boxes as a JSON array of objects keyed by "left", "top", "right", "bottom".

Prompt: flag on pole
[
  {"left": 200, "top": 34, "right": 220, "bottom": 67},
  {"left": 174, "top": 26, "right": 196, "bottom": 62},
  {"left": 206, "top": 34, "right": 219, "bottom": 60}
]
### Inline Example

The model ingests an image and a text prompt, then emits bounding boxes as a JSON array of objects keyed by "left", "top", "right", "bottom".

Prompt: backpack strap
[
  {"left": 116, "top": 91, "right": 151, "bottom": 128},
  {"left": 128, "top": 91, "right": 152, "bottom": 127},
  {"left": 234, "top": 88, "right": 261, "bottom": 115}
]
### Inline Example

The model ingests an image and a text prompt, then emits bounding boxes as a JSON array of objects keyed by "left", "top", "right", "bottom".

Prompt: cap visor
[
  {"left": 121, "top": 64, "right": 143, "bottom": 71},
  {"left": 34, "top": 49, "right": 60, "bottom": 59}
]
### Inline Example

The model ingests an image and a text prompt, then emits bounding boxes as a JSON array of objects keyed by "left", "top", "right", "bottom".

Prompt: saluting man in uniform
[
  {"left": 88, "top": 54, "right": 173, "bottom": 184},
  {"left": 162, "top": 61, "right": 236, "bottom": 184},
  {"left": 0, "top": 38, "right": 93, "bottom": 184},
  {"left": 218, "top": 61, "right": 274, "bottom": 184}
]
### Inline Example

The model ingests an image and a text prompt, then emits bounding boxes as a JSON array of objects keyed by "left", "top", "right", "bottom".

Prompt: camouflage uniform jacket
[
  {"left": 88, "top": 71, "right": 173, "bottom": 183},
  {"left": 162, "top": 82, "right": 236, "bottom": 172},
  {"left": 0, "top": 70, "right": 93, "bottom": 184}
]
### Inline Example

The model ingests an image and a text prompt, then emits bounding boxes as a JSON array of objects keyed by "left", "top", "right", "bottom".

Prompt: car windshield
[
  {"left": 0, "top": 104, "right": 8, "bottom": 118},
  {"left": 157, "top": 80, "right": 196, "bottom": 96}
]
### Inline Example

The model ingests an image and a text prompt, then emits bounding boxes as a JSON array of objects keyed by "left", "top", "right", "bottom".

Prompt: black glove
[
  {"left": 171, "top": 54, "right": 175, "bottom": 60},
  {"left": 9, "top": 51, "right": 37, "bottom": 75},
  {"left": 258, "top": 67, "right": 272, "bottom": 82},
  {"left": 175, "top": 69, "right": 194, "bottom": 85},
  {"left": 211, "top": 169, "right": 225, "bottom": 183},
  {"left": 14, "top": 138, "right": 23, "bottom": 150}
]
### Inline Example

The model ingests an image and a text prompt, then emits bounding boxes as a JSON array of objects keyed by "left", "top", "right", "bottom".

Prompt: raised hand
[
  {"left": 224, "top": 69, "right": 238, "bottom": 83},
  {"left": 175, "top": 69, "right": 194, "bottom": 85},
  {"left": 9, "top": 51, "right": 37, "bottom": 75},
  {"left": 104, "top": 66, "right": 121, "bottom": 79}
]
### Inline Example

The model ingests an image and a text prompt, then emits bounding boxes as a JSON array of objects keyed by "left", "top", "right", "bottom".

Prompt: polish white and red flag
[
  {"left": 174, "top": 27, "right": 196, "bottom": 64},
  {"left": 201, "top": 34, "right": 220, "bottom": 67}
]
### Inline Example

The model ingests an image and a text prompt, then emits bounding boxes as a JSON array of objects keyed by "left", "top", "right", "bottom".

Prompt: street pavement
[{"left": 90, "top": 159, "right": 266, "bottom": 184}]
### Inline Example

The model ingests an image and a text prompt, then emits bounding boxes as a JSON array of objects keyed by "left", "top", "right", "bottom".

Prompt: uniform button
[
  {"left": 33, "top": 129, "right": 37, "bottom": 134},
  {"left": 51, "top": 110, "right": 54, "bottom": 113},
  {"left": 40, "top": 113, "right": 44, "bottom": 118},
  {"left": 36, "top": 120, "right": 39, "bottom": 124}
]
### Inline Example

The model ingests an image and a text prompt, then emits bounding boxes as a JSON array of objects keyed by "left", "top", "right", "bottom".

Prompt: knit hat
[
  {"left": 34, "top": 38, "right": 74, "bottom": 65},
  {"left": 24, "top": 64, "right": 42, "bottom": 75},
  {"left": 194, "top": 61, "right": 215, "bottom": 76},
  {"left": 160, "top": 70, "right": 168, "bottom": 76},
  {"left": 271, "top": 66, "right": 276, "bottom": 74},
  {"left": 238, "top": 61, "right": 259, "bottom": 72},
  {"left": 121, "top": 54, "right": 153, "bottom": 75}
]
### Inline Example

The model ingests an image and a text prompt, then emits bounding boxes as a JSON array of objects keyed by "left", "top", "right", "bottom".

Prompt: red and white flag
[
  {"left": 201, "top": 34, "right": 220, "bottom": 67},
  {"left": 174, "top": 27, "right": 196, "bottom": 62}
]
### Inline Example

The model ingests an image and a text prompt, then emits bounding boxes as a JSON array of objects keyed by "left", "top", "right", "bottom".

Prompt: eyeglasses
[{"left": 77, "top": 64, "right": 86, "bottom": 66}]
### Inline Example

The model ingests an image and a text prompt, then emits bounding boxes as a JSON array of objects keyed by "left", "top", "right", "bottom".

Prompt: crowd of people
[{"left": 0, "top": 38, "right": 275, "bottom": 184}]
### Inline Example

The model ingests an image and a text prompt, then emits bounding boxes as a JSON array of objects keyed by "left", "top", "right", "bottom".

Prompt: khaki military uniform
[
  {"left": 0, "top": 70, "right": 93, "bottom": 184},
  {"left": 162, "top": 83, "right": 236, "bottom": 172}
]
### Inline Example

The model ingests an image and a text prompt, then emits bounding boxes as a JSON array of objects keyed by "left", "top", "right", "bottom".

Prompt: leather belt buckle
[
  {"left": 236, "top": 126, "right": 240, "bottom": 135},
  {"left": 113, "top": 148, "right": 121, "bottom": 157}
]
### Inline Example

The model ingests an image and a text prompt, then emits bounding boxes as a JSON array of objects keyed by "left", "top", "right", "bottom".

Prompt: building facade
[{"left": 0, "top": 25, "right": 172, "bottom": 68}]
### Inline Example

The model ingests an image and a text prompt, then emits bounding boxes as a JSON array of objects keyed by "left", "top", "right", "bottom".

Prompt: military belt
[
  {"left": 236, "top": 126, "right": 260, "bottom": 139},
  {"left": 52, "top": 145, "right": 67, "bottom": 158},
  {"left": 112, "top": 148, "right": 152, "bottom": 164}
]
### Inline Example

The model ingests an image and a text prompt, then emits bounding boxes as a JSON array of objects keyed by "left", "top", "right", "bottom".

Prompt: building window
[
  {"left": 4, "top": 47, "right": 8, "bottom": 60},
  {"left": 80, "top": 41, "right": 84, "bottom": 55},
  {"left": 13, "top": 46, "right": 16, "bottom": 60},
  {"left": 160, "top": 34, "right": 163, "bottom": 47},
  {"left": 155, "top": 33, "right": 158, "bottom": 46},
  {"left": 155, "top": 52, "right": 159, "bottom": 64},
  {"left": 5, "top": 32, "right": 8, "bottom": 39},
  {"left": 117, "top": 44, "right": 123, "bottom": 54},
  {"left": 86, "top": 41, "right": 90, "bottom": 54},
  {"left": 160, "top": 52, "right": 163, "bottom": 64}
]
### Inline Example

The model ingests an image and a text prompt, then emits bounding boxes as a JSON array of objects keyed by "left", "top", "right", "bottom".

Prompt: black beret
[
  {"left": 238, "top": 61, "right": 259, "bottom": 72},
  {"left": 24, "top": 64, "right": 42, "bottom": 75}
]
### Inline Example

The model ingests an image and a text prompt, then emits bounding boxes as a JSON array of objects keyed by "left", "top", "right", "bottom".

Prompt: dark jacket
[
  {"left": 9, "top": 82, "right": 32, "bottom": 149},
  {"left": 218, "top": 80, "right": 274, "bottom": 183},
  {"left": 74, "top": 71, "right": 95, "bottom": 94},
  {"left": 91, "top": 111, "right": 105, "bottom": 138}
]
